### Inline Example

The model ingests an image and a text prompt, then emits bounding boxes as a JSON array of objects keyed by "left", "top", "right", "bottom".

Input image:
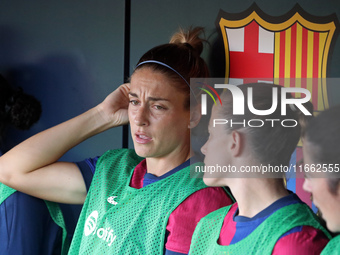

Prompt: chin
[
  {"left": 326, "top": 219, "right": 340, "bottom": 233},
  {"left": 132, "top": 141, "right": 151, "bottom": 155},
  {"left": 133, "top": 147, "right": 150, "bottom": 158},
  {"left": 203, "top": 177, "right": 221, "bottom": 187}
]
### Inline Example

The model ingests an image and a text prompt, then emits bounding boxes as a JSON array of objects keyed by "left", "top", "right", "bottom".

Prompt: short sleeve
[
  {"left": 75, "top": 157, "right": 99, "bottom": 191},
  {"left": 165, "top": 187, "right": 233, "bottom": 253},
  {"left": 272, "top": 226, "right": 329, "bottom": 255}
]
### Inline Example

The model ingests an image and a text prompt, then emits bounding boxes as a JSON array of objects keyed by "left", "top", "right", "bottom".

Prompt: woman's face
[
  {"left": 201, "top": 105, "right": 233, "bottom": 186},
  {"left": 303, "top": 139, "right": 340, "bottom": 232},
  {"left": 128, "top": 67, "right": 191, "bottom": 159}
]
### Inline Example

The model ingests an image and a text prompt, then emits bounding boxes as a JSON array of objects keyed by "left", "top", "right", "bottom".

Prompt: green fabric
[
  {"left": 0, "top": 182, "right": 69, "bottom": 255},
  {"left": 45, "top": 201, "right": 70, "bottom": 255},
  {"left": 0, "top": 182, "right": 16, "bottom": 205},
  {"left": 189, "top": 202, "right": 331, "bottom": 255},
  {"left": 68, "top": 149, "right": 208, "bottom": 254},
  {"left": 321, "top": 235, "right": 340, "bottom": 255}
]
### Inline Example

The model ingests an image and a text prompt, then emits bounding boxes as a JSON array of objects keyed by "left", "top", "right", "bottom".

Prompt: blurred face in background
[
  {"left": 201, "top": 105, "right": 234, "bottom": 187},
  {"left": 303, "top": 139, "right": 340, "bottom": 233}
]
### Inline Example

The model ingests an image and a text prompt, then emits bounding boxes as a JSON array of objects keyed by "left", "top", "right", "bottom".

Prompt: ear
[
  {"left": 188, "top": 104, "right": 202, "bottom": 129},
  {"left": 230, "top": 130, "right": 242, "bottom": 157}
]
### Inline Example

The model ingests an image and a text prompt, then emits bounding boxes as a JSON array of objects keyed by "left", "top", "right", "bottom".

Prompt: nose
[
  {"left": 133, "top": 106, "right": 149, "bottom": 126},
  {"left": 303, "top": 178, "right": 312, "bottom": 193}
]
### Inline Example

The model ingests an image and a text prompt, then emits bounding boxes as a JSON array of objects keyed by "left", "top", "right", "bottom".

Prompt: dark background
[{"left": 0, "top": 0, "right": 339, "bottom": 161}]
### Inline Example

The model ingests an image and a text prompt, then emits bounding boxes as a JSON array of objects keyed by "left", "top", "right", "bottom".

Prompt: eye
[
  {"left": 153, "top": 105, "right": 166, "bottom": 110},
  {"left": 129, "top": 100, "right": 139, "bottom": 106}
]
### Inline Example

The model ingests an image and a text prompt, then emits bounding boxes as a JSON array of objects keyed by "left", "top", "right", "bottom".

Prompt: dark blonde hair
[{"left": 134, "top": 27, "right": 210, "bottom": 109}]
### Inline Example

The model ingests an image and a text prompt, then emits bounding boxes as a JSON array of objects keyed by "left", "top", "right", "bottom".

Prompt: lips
[{"left": 135, "top": 132, "right": 152, "bottom": 144}]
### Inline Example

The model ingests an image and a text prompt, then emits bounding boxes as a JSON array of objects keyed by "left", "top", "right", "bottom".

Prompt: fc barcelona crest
[
  {"left": 216, "top": 3, "right": 339, "bottom": 112},
  {"left": 215, "top": 4, "right": 339, "bottom": 209}
]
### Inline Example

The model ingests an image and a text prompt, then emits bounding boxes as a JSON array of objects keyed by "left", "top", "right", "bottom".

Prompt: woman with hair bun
[
  {"left": 0, "top": 75, "right": 69, "bottom": 255},
  {"left": 303, "top": 104, "right": 340, "bottom": 254},
  {"left": 189, "top": 83, "right": 331, "bottom": 255},
  {"left": 0, "top": 27, "right": 233, "bottom": 254}
]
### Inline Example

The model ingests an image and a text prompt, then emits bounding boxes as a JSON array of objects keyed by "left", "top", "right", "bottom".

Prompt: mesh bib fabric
[
  {"left": 68, "top": 149, "right": 207, "bottom": 254},
  {"left": 189, "top": 203, "right": 331, "bottom": 255},
  {"left": 321, "top": 235, "right": 340, "bottom": 255},
  {"left": 0, "top": 183, "right": 69, "bottom": 255},
  {"left": 45, "top": 201, "right": 70, "bottom": 255},
  {"left": 0, "top": 183, "right": 16, "bottom": 205}
]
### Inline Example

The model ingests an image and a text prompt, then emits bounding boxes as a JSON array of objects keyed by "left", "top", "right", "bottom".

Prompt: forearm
[
  {"left": 0, "top": 83, "right": 129, "bottom": 202},
  {"left": 0, "top": 105, "right": 114, "bottom": 185}
]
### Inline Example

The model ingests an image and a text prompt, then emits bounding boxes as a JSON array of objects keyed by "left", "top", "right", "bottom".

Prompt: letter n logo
[{"left": 198, "top": 82, "right": 222, "bottom": 115}]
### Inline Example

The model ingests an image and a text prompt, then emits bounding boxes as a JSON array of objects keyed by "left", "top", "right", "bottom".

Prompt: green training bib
[
  {"left": 321, "top": 235, "right": 340, "bottom": 255},
  {"left": 189, "top": 202, "right": 331, "bottom": 255},
  {"left": 0, "top": 182, "right": 16, "bottom": 205},
  {"left": 68, "top": 149, "right": 207, "bottom": 254}
]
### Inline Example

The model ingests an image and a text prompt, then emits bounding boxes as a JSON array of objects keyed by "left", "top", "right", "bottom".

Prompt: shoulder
[
  {"left": 76, "top": 148, "right": 139, "bottom": 175},
  {"left": 172, "top": 187, "right": 233, "bottom": 222},
  {"left": 273, "top": 225, "right": 329, "bottom": 255},
  {"left": 186, "top": 187, "right": 233, "bottom": 210},
  {"left": 99, "top": 148, "right": 141, "bottom": 161},
  {"left": 165, "top": 188, "right": 233, "bottom": 254},
  {"left": 96, "top": 149, "right": 143, "bottom": 170}
]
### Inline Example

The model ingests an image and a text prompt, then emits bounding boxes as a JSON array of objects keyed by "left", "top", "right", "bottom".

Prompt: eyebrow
[{"left": 128, "top": 92, "right": 170, "bottom": 102}]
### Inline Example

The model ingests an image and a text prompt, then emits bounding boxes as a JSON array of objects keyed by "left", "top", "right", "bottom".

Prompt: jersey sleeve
[
  {"left": 75, "top": 157, "right": 99, "bottom": 191},
  {"left": 272, "top": 226, "right": 329, "bottom": 255},
  {"left": 165, "top": 187, "right": 233, "bottom": 254}
]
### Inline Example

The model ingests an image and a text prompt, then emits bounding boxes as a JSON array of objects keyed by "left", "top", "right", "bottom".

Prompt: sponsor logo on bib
[
  {"left": 84, "top": 210, "right": 117, "bottom": 247},
  {"left": 84, "top": 210, "right": 98, "bottom": 236}
]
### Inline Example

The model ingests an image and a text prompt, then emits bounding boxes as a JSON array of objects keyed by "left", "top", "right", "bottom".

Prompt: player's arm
[{"left": 0, "top": 84, "right": 130, "bottom": 204}]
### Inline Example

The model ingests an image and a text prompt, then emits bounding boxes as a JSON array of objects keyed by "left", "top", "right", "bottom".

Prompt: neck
[
  {"left": 145, "top": 148, "right": 193, "bottom": 177},
  {"left": 231, "top": 178, "right": 289, "bottom": 218}
]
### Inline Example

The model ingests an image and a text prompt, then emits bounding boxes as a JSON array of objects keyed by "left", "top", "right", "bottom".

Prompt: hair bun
[{"left": 169, "top": 27, "right": 206, "bottom": 55}]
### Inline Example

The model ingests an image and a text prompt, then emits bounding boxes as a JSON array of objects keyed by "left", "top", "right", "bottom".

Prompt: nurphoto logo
[
  {"left": 198, "top": 81, "right": 222, "bottom": 115},
  {"left": 200, "top": 83, "right": 312, "bottom": 117}
]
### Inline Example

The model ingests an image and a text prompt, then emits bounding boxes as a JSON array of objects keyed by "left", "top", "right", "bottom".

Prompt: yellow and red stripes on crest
[
  {"left": 274, "top": 23, "right": 329, "bottom": 111},
  {"left": 219, "top": 11, "right": 336, "bottom": 111}
]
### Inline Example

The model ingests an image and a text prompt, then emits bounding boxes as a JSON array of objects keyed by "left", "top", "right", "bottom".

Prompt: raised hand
[{"left": 97, "top": 83, "right": 130, "bottom": 128}]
